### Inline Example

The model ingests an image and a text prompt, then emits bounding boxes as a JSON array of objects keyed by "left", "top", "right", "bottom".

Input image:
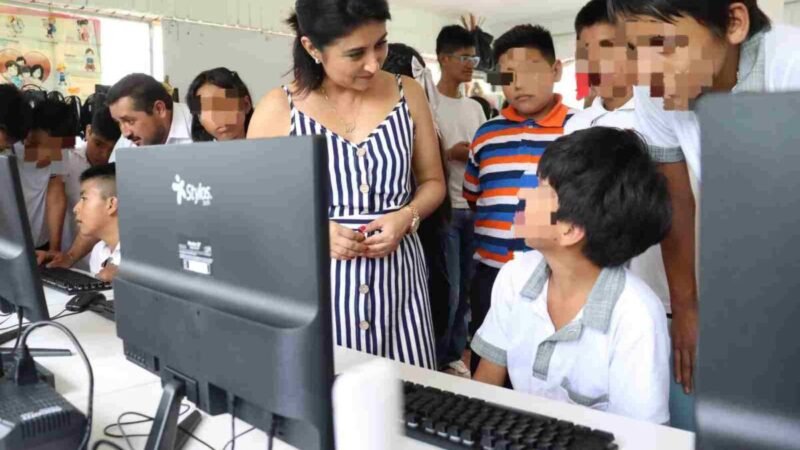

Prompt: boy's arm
[
  {"left": 45, "top": 175, "right": 66, "bottom": 252},
  {"left": 473, "top": 359, "right": 508, "bottom": 386}
]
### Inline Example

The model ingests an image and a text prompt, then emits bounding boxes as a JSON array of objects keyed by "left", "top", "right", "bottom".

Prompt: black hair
[
  {"left": 383, "top": 43, "right": 424, "bottom": 78},
  {"left": 607, "top": 0, "right": 771, "bottom": 39},
  {"left": 493, "top": 24, "right": 556, "bottom": 65},
  {"left": 91, "top": 105, "right": 121, "bottom": 143},
  {"left": 470, "top": 95, "right": 492, "bottom": 120},
  {"left": 288, "top": 0, "right": 392, "bottom": 95},
  {"left": 30, "top": 98, "right": 74, "bottom": 137},
  {"left": 106, "top": 73, "right": 173, "bottom": 114},
  {"left": 80, "top": 163, "right": 117, "bottom": 198},
  {"left": 15, "top": 56, "right": 26, "bottom": 65},
  {"left": 436, "top": 25, "right": 475, "bottom": 55},
  {"left": 186, "top": 67, "right": 253, "bottom": 142},
  {"left": 30, "top": 64, "right": 44, "bottom": 80},
  {"left": 5, "top": 60, "right": 17, "bottom": 70},
  {"left": 0, "top": 84, "right": 32, "bottom": 142},
  {"left": 576, "top": 0, "right": 614, "bottom": 35},
  {"left": 20, "top": 66, "right": 31, "bottom": 75},
  {"left": 537, "top": 127, "right": 671, "bottom": 267}
]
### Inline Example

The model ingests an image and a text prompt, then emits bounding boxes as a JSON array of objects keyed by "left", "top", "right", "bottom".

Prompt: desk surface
[{"left": 1, "top": 288, "right": 695, "bottom": 450}]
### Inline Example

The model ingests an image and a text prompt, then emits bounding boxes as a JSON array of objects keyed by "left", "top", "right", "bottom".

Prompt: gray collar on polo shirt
[
  {"left": 520, "top": 257, "right": 626, "bottom": 380},
  {"left": 732, "top": 30, "right": 767, "bottom": 94}
]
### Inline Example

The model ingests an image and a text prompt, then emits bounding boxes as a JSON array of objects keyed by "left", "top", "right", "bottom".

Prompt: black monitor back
[
  {"left": 697, "top": 92, "right": 800, "bottom": 450},
  {"left": 114, "top": 137, "right": 334, "bottom": 450},
  {"left": 0, "top": 154, "right": 49, "bottom": 322}
]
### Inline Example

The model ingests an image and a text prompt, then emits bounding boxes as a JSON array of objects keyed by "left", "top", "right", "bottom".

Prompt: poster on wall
[{"left": 0, "top": 6, "right": 101, "bottom": 100}]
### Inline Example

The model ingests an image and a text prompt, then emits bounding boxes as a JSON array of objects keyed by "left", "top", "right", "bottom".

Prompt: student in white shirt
[
  {"left": 566, "top": 0, "right": 672, "bottom": 314},
  {"left": 73, "top": 163, "right": 120, "bottom": 281},
  {"left": 609, "top": 0, "right": 800, "bottom": 395},
  {"left": 107, "top": 73, "right": 193, "bottom": 162},
  {"left": 472, "top": 127, "right": 672, "bottom": 424},
  {"left": 434, "top": 25, "right": 487, "bottom": 377}
]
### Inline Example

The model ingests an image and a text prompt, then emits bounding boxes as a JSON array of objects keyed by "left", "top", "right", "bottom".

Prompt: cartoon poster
[{"left": 0, "top": 6, "right": 101, "bottom": 100}]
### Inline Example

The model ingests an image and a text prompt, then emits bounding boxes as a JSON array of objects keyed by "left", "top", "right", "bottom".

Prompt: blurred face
[
  {"left": 7, "top": 64, "right": 18, "bottom": 76},
  {"left": 497, "top": 48, "right": 562, "bottom": 116},
  {"left": 439, "top": 46, "right": 479, "bottom": 84},
  {"left": 109, "top": 97, "right": 171, "bottom": 146},
  {"left": 196, "top": 83, "right": 251, "bottom": 141},
  {"left": 24, "top": 129, "right": 62, "bottom": 168},
  {"left": 304, "top": 20, "right": 389, "bottom": 92},
  {"left": 621, "top": 6, "right": 750, "bottom": 111},
  {"left": 576, "top": 23, "right": 635, "bottom": 101},
  {"left": 74, "top": 179, "right": 115, "bottom": 239},
  {"left": 85, "top": 125, "right": 115, "bottom": 166},
  {"left": 514, "top": 180, "right": 562, "bottom": 249},
  {"left": 0, "top": 129, "right": 12, "bottom": 149}
]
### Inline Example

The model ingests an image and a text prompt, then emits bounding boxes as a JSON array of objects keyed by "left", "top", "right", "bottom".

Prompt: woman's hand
[
  {"left": 362, "top": 209, "right": 413, "bottom": 259},
  {"left": 330, "top": 221, "right": 367, "bottom": 261}
]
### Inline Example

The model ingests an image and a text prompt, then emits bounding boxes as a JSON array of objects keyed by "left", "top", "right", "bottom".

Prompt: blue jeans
[{"left": 436, "top": 208, "right": 477, "bottom": 367}]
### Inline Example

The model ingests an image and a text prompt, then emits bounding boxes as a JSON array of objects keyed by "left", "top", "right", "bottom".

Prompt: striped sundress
[{"left": 283, "top": 76, "right": 436, "bottom": 369}]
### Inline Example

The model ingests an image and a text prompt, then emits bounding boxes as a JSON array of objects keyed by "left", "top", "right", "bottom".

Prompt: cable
[
  {"left": 17, "top": 321, "right": 93, "bottom": 450},
  {"left": 102, "top": 404, "right": 192, "bottom": 439},
  {"left": 228, "top": 394, "right": 237, "bottom": 450},
  {"left": 221, "top": 427, "right": 256, "bottom": 450},
  {"left": 267, "top": 416, "right": 278, "bottom": 450},
  {"left": 11, "top": 310, "right": 23, "bottom": 351},
  {"left": 92, "top": 441, "right": 126, "bottom": 450},
  {"left": 105, "top": 410, "right": 215, "bottom": 450}
]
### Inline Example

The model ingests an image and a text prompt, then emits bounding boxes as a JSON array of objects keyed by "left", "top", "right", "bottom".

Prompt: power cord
[
  {"left": 228, "top": 394, "right": 237, "bottom": 450},
  {"left": 96, "top": 408, "right": 215, "bottom": 450},
  {"left": 221, "top": 427, "right": 256, "bottom": 450},
  {"left": 16, "top": 321, "right": 93, "bottom": 450}
]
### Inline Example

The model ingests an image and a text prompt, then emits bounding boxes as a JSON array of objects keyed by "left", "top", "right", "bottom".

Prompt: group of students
[{"left": 2, "top": 0, "right": 799, "bottom": 428}]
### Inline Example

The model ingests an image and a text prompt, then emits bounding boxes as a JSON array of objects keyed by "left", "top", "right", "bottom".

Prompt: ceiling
[{"left": 391, "top": 0, "right": 589, "bottom": 34}]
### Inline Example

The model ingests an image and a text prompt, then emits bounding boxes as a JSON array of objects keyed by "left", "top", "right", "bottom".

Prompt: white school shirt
[
  {"left": 435, "top": 95, "right": 487, "bottom": 209},
  {"left": 635, "top": 24, "right": 800, "bottom": 182},
  {"left": 61, "top": 146, "right": 90, "bottom": 252},
  {"left": 0, "top": 142, "right": 63, "bottom": 247},
  {"left": 89, "top": 241, "right": 121, "bottom": 276},
  {"left": 563, "top": 96, "right": 672, "bottom": 313},
  {"left": 471, "top": 251, "right": 670, "bottom": 424},
  {"left": 109, "top": 102, "right": 193, "bottom": 163}
]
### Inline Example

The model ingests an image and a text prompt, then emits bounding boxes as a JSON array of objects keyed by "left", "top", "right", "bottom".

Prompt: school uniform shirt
[
  {"left": 463, "top": 96, "right": 575, "bottom": 268},
  {"left": 0, "top": 142, "right": 63, "bottom": 247},
  {"left": 635, "top": 24, "right": 800, "bottom": 182},
  {"left": 108, "top": 102, "right": 193, "bottom": 163},
  {"left": 89, "top": 241, "right": 121, "bottom": 276},
  {"left": 435, "top": 95, "right": 487, "bottom": 209},
  {"left": 471, "top": 251, "right": 670, "bottom": 424},
  {"left": 61, "top": 146, "right": 90, "bottom": 252},
  {"left": 563, "top": 96, "right": 672, "bottom": 313}
]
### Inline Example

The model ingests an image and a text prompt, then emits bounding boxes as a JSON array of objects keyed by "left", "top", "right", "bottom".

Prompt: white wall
[{"left": 786, "top": 0, "right": 800, "bottom": 25}]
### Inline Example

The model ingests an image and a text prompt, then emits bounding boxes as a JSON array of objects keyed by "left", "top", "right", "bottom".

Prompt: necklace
[{"left": 319, "top": 86, "right": 362, "bottom": 136}]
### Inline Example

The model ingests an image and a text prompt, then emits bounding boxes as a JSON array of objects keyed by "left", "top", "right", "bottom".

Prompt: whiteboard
[{"left": 161, "top": 19, "right": 293, "bottom": 106}]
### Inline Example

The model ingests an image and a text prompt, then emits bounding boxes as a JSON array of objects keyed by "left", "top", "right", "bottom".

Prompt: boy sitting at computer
[
  {"left": 73, "top": 163, "right": 120, "bottom": 282},
  {"left": 471, "top": 127, "right": 672, "bottom": 424}
]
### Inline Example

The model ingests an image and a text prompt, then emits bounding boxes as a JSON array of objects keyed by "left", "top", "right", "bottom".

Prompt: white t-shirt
[
  {"left": 89, "top": 240, "right": 121, "bottom": 276},
  {"left": 563, "top": 96, "right": 672, "bottom": 313},
  {"left": 109, "top": 102, "right": 193, "bottom": 163},
  {"left": 61, "top": 146, "right": 90, "bottom": 252},
  {"left": 0, "top": 142, "right": 63, "bottom": 247},
  {"left": 471, "top": 251, "right": 670, "bottom": 424},
  {"left": 635, "top": 24, "right": 800, "bottom": 181},
  {"left": 435, "top": 95, "right": 486, "bottom": 209}
]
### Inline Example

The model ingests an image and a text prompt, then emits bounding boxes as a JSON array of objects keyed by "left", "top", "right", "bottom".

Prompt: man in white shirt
[
  {"left": 609, "top": 0, "right": 800, "bottom": 395},
  {"left": 566, "top": 0, "right": 673, "bottom": 315},
  {"left": 107, "top": 73, "right": 193, "bottom": 163},
  {"left": 472, "top": 128, "right": 671, "bottom": 424},
  {"left": 73, "top": 163, "right": 120, "bottom": 281},
  {"left": 433, "top": 25, "right": 487, "bottom": 377}
]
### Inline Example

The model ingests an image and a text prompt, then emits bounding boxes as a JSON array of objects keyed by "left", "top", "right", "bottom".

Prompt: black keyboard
[
  {"left": 39, "top": 267, "right": 111, "bottom": 294},
  {"left": 402, "top": 381, "right": 618, "bottom": 450},
  {"left": 88, "top": 298, "right": 115, "bottom": 322}
]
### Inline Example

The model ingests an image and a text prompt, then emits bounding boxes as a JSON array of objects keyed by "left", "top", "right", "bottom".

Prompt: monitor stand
[{"left": 145, "top": 379, "right": 187, "bottom": 450}]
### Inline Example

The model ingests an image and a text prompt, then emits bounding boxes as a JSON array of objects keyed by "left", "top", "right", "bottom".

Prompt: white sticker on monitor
[{"left": 178, "top": 237, "right": 213, "bottom": 276}]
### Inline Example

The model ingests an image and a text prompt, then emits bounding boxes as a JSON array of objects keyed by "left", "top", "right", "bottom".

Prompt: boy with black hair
[
  {"left": 73, "top": 163, "right": 120, "bottom": 282},
  {"left": 435, "top": 24, "right": 487, "bottom": 377},
  {"left": 463, "top": 24, "right": 574, "bottom": 374},
  {"left": 0, "top": 90, "right": 69, "bottom": 260},
  {"left": 472, "top": 127, "right": 672, "bottom": 423},
  {"left": 608, "top": 0, "right": 800, "bottom": 394}
]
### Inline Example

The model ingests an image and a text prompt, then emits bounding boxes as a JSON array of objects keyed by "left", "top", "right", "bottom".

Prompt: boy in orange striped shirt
[{"left": 463, "top": 24, "right": 575, "bottom": 374}]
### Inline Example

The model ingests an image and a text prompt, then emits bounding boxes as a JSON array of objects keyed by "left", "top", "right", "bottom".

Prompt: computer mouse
[{"left": 65, "top": 292, "right": 106, "bottom": 312}]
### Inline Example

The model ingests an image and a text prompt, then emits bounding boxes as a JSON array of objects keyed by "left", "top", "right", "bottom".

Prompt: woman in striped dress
[{"left": 247, "top": 0, "right": 446, "bottom": 369}]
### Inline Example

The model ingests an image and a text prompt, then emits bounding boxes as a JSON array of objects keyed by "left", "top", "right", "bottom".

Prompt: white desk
[{"left": 1, "top": 288, "right": 695, "bottom": 450}]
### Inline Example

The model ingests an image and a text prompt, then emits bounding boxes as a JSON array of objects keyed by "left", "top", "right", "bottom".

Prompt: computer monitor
[
  {"left": 114, "top": 137, "right": 335, "bottom": 450},
  {"left": 697, "top": 92, "right": 800, "bottom": 450},
  {"left": 0, "top": 154, "right": 50, "bottom": 323}
]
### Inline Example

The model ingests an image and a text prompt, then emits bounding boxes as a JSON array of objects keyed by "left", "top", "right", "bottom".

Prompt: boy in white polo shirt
[
  {"left": 472, "top": 127, "right": 672, "bottom": 423},
  {"left": 609, "top": 0, "right": 800, "bottom": 395},
  {"left": 73, "top": 163, "right": 120, "bottom": 282}
]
